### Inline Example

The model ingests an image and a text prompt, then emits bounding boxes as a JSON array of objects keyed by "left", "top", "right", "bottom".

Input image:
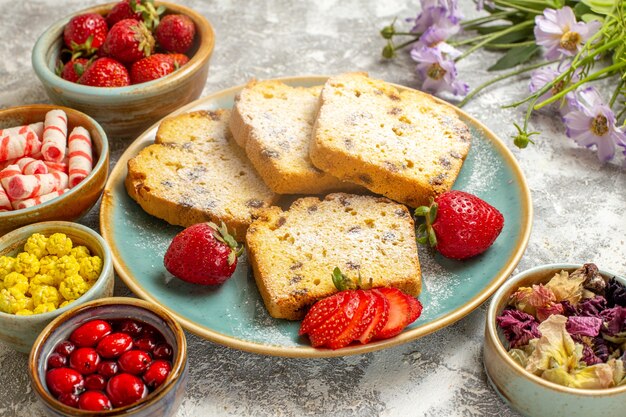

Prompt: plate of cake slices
[{"left": 100, "top": 73, "right": 532, "bottom": 357}]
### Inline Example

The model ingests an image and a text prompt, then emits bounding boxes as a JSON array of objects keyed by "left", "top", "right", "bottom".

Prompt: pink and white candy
[
  {"left": 2, "top": 171, "right": 68, "bottom": 200},
  {"left": 0, "top": 164, "right": 21, "bottom": 211},
  {"left": 68, "top": 127, "right": 92, "bottom": 188},
  {"left": 16, "top": 157, "right": 48, "bottom": 175},
  {"left": 42, "top": 110, "right": 68, "bottom": 163},
  {"left": 11, "top": 189, "right": 68, "bottom": 210},
  {"left": 0, "top": 123, "right": 44, "bottom": 162}
]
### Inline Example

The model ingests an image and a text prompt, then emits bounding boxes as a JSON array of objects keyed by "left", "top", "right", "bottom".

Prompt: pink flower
[{"left": 534, "top": 7, "right": 601, "bottom": 59}]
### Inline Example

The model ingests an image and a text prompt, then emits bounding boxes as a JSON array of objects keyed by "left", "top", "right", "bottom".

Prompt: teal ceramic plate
[{"left": 100, "top": 76, "right": 532, "bottom": 358}]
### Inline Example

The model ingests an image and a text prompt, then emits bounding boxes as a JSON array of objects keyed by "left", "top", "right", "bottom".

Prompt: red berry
[
  {"left": 101, "top": 18, "right": 155, "bottom": 64},
  {"left": 372, "top": 288, "right": 412, "bottom": 340},
  {"left": 152, "top": 343, "right": 173, "bottom": 360},
  {"left": 356, "top": 291, "right": 389, "bottom": 344},
  {"left": 155, "top": 14, "right": 196, "bottom": 53},
  {"left": 134, "top": 337, "right": 156, "bottom": 352},
  {"left": 142, "top": 360, "right": 171, "bottom": 389},
  {"left": 58, "top": 393, "right": 80, "bottom": 407},
  {"left": 69, "top": 347, "right": 101, "bottom": 375},
  {"left": 98, "top": 361, "right": 119, "bottom": 378},
  {"left": 54, "top": 341, "right": 76, "bottom": 356},
  {"left": 84, "top": 374, "right": 107, "bottom": 391},
  {"left": 307, "top": 292, "right": 361, "bottom": 348},
  {"left": 164, "top": 222, "right": 242, "bottom": 285},
  {"left": 47, "top": 353, "right": 67, "bottom": 369},
  {"left": 118, "top": 350, "right": 152, "bottom": 375},
  {"left": 79, "top": 390, "right": 112, "bottom": 411},
  {"left": 97, "top": 333, "right": 133, "bottom": 358},
  {"left": 405, "top": 295, "right": 423, "bottom": 323},
  {"left": 45, "top": 367, "right": 85, "bottom": 397},
  {"left": 106, "top": 373, "right": 148, "bottom": 407},
  {"left": 106, "top": 0, "right": 141, "bottom": 27},
  {"left": 118, "top": 320, "right": 143, "bottom": 337},
  {"left": 299, "top": 291, "right": 353, "bottom": 335},
  {"left": 416, "top": 190, "right": 504, "bottom": 260},
  {"left": 129, "top": 53, "right": 189, "bottom": 84},
  {"left": 58, "top": 58, "right": 89, "bottom": 83},
  {"left": 70, "top": 320, "right": 112, "bottom": 348},
  {"left": 78, "top": 57, "right": 130, "bottom": 87},
  {"left": 63, "top": 13, "right": 108, "bottom": 55}
]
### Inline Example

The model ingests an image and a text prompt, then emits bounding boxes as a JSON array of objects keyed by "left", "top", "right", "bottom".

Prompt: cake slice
[
  {"left": 125, "top": 109, "right": 279, "bottom": 241},
  {"left": 246, "top": 193, "right": 421, "bottom": 320},
  {"left": 230, "top": 80, "right": 361, "bottom": 194},
  {"left": 309, "top": 73, "right": 471, "bottom": 207}
]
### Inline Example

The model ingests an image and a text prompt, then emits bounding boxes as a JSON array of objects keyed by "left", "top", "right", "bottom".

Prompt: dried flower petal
[
  {"left": 509, "top": 284, "right": 556, "bottom": 316},
  {"left": 537, "top": 303, "right": 564, "bottom": 322},
  {"left": 606, "top": 278, "right": 626, "bottom": 307},
  {"left": 567, "top": 316, "right": 603, "bottom": 337},
  {"left": 496, "top": 308, "right": 541, "bottom": 348},
  {"left": 545, "top": 270, "right": 585, "bottom": 305}
]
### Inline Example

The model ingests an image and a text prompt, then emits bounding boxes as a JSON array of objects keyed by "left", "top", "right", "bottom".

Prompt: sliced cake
[{"left": 246, "top": 193, "right": 421, "bottom": 320}]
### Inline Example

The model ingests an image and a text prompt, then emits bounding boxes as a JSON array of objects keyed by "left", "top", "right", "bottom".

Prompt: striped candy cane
[
  {"left": 68, "top": 127, "right": 92, "bottom": 188},
  {"left": 16, "top": 157, "right": 48, "bottom": 175},
  {"left": 42, "top": 110, "right": 68, "bottom": 162},
  {"left": 11, "top": 188, "right": 68, "bottom": 210},
  {"left": 0, "top": 122, "right": 44, "bottom": 161},
  {"left": 3, "top": 171, "right": 68, "bottom": 200}
]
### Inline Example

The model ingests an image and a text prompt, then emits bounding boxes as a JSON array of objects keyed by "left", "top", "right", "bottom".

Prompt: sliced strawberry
[
  {"left": 356, "top": 290, "right": 389, "bottom": 344},
  {"left": 328, "top": 290, "right": 377, "bottom": 349},
  {"left": 372, "top": 288, "right": 411, "bottom": 340},
  {"left": 308, "top": 292, "right": 360, "bottom": 348},
  {"left": 405, "top": 295, "right": 423, "bottom": 324},
  {"left": 299, "top": 291, "right": 350, "bottom": 336}
]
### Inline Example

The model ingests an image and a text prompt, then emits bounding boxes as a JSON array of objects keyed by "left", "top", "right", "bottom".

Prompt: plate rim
[{"left": 100, "top": 75, "right": 533, "bottom": 358}]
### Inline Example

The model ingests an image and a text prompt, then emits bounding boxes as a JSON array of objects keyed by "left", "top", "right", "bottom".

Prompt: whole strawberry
[
  {"left": 57, "top": 58, "right": 89, "bottom": 83},
  {"left": 130, "top": 53, "right": 189, "bottom": 84},
  {"left": 164, "top": 222, "right": 243, "bottom": 285},
  {"left": 106, "top": 0, "right": 164, "bottom": 31},
  {"left": 415, "top": 190, "right": 504, "bottom": 260},
  {"left": 155, "top": 14, "right": 196, "bottom": 53},
  {"left": 77, "top": 57, "right": 130, "bottom": 87},
  {"left": 63, "top": 13, "right": 108, "bottom": 56},
  {"left": 102, "top": 19, "right": 155, "bottom": 64}
]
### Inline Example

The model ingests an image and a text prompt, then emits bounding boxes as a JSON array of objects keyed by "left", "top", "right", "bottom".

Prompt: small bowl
[
  {"left": 29, "top": 297, "right": 188, "bottom": 417},
  {"left": 484, "top": 263, "right": 626, "bottom": 417},
  {"left": 32, "top": 1, "right": 215, "bottom": 139},
  {"left": 0, "top": 104, "right": 109, "bottom": 236},
  {"left": 0, "top": 221, "right": 114, "bottom": 352}
]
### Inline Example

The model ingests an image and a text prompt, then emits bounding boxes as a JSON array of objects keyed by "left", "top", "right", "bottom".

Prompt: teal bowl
[
  {"left": 31, "top": 1, "right": 215, "bottom": 139},
  {"left": 0, "top": 222, "right": 114, "bottom": 352},
  {"left": 484, "top": 263, "right": 626, "bottom": 417},
  {"left": 29, "top": 297, "right": 188, "bottom": 417}
]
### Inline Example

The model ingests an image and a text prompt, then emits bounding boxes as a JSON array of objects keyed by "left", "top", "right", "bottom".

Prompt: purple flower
[
  {"left": 577, "top": 296, "right": 608, "bottom": 318},
  {"left": 529, "top": 65, "right": 579, "bottom": 114},
  {"left": 581, "top": 338, "right": 609, "bottom": 365},
  {"left": 566, "top": 316, "right": 603, "bottom": 337},
  {"left": 411, "top": 47, "right": 469, "bottom": 96},
  {"left": 412, "top": 17, "right": 461, "bottom": 57},
  {"left": 534, "top": 7, "right": 601, "bottom": 59},
  {"left": 600, "top": 306, "right": 626, "bottom": 337},
  {"left": 410, "top": 0, "right": 462, "bottom": 34},
  {"left": 563, "top": 87, "right": 626, "bottom": 162},
  {"left": 606, "top": 278, "right": 626, "bottom": 307},
  {"left": 475, "top": 0, "right": 494, "bottom": 11},
  {"left": 496, "top": 308, "right": 541, "bottom": 348}
]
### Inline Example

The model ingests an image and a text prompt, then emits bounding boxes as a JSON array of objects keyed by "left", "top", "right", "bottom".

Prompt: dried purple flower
[
  {"left": 567, "top": 316, "right": 603, "bottom": 337},
  {"left": 563, "top": 87, "right": 626, "bottom": 162},
  {"left": 577, "top": 296, "right": 607, "bottom": 318},
  {"left": 496, "top": 308, "right": 541, "bottom": 348},
  {"left": 533, "top": 7, "right": 601, "bottom": 60},
  {"left": 600, "top": 306, "right": 626, "bottom": 337},
  {"left": 411, "top": 46, "right": 469, "bottom": 96},
  {"left": 581, "top": 343, "right": 603, "bottom": 365},
  {"left": 606, "top": 278, "right": 626, "bottom": 307},
  {"left": 560, "top": 300, "right": 577, "bottom": 317}
]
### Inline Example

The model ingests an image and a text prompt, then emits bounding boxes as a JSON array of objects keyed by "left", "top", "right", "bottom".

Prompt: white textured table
[{"left": 0, "top": 1, "right": 624, "bottom": 416}]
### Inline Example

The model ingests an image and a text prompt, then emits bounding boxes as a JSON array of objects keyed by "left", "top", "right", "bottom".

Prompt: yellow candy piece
[
  {"left": 46, "top": 233, "right": 73, "bottom": 257},
  {"left": 24, "top": 233, "right": 48, "bottom": 259},
  {"left": 0, "top": 288, "right": 33, "bottom": 314},
  {"left": 33, "top": 303, "right": 57, "bottom": 314},
  {"left": 59, "top": 275, "right": 89, "bottom": 301},
  {"left": 59, "top": 300, "right": 74, "bottom": 308},
  {"left": 79, "top": 256, "right": 103, "bottom": 282},
  {"left": 13, "top": 252, "right": 40, "bottom": 278},
  {"left": 32, "top": 285, "right": 60, "bottom": 308},
  {"left": 70, "top": 246, "right": 91, "bottom": 260},
  {"left": 3, "top": 272, "right": 29, "bottom": 294},
  {"left": 0, "top": 256, "right": 15, "bottom": 281},
  {"left": 15, "top": 309, "right": 34, "bottom": 316}
]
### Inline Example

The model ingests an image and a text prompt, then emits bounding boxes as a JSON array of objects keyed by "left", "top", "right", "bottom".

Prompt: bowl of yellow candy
[{"left": 0, "top": 221, "right": 113, "bottom": 352}]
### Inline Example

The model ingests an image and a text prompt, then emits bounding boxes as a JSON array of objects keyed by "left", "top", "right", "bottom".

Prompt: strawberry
[
  {"left": 57, "top": 58, "right": 89, "bottom": 83},
  {"left": 101, "top": 19, "right": 155, "bottom": 64},
  {"left": 355, "top": 292, "right": 388, "bottom": 344},
  {"left": 163, "top": 222, "right": 243, "bottom": 285},
  {"left": 106, "top": 0, "right": 165, "bottom": 31},
  {"left": 372, "top": 288, "right": 412, "bottom": 339},
  {"left": 307, "top": 292, "right": 360, "bottom": 348},
  {"left": 129, "top": 53, "right": 189, "bottom": 84},
  {"left": 405, "top": 295, "right": 423, "bottom": 323},
  {"left": 299, "top": 291, "right": 351, "bottom": 336},
  {"left": 327, "top": 290, "right": 377, "bottom": 349},
  {"left": 415, "top": 190, "right": 504, "bottom": 260},
  {"left": 77, "top": 57, "right": 130, "bottom": 87},
  {"left": 63, "top": 13, "right": 108, "bottom": 57},
  {"left": 155, "top": 14, "right": 196, "bottom": 53}
]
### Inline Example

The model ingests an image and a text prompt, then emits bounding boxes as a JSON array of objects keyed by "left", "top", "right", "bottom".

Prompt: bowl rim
[
  {"left": 28, "top": 296, "right": 187, "bottom": 415},
  {"left": 486, "top": 262, "right": 626, "bottom": 396},
  {"left": 0, "top": 104, "right": 109, "bottom": 220},
  {"left": 31, "top": 1, "right": 215, "bottom": 96},
  {"left": 0, "top": 221, "right": 113, "bottom": 321}
]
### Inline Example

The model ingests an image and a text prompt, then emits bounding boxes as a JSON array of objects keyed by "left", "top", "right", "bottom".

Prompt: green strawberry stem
[
  {"left": 415, "top": 198, "right": 438, "bottom": 247},
  {"left": 331, "top": 267, "right": 372, "bottom": 291},
  {"left": 208, "top": 221, "right": 242, "bottom": 266}
]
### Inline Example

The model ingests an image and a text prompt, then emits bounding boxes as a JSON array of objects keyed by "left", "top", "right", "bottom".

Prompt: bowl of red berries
[
  {"left": 31, "top": 1, "right": 214, "bottom": 139},
  {"left": 29, "top": 297, "right": 187, "bottom": 416}
]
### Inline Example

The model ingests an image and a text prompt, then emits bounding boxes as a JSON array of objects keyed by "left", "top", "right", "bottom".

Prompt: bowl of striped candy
[{"left": 0, "top": 104, "right": 109, "bottom": 235}]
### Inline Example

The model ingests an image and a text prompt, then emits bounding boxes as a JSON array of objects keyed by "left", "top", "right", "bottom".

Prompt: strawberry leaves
[
  {"left": 208, "top": 221, "right": 243, "bottom": 266},
  {"left": 415, "top": 198, "right": 438, "bottom": 247}
]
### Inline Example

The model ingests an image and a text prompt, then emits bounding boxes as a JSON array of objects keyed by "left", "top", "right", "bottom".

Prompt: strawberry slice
[
  {"left": 328, "top": 290, "right": 377, "bottom": 349},
  {"left": 372, "top": 288, "right": 411, "bottom": 340},
  {"left": 308, "top": 292, "right": 361, "bottom": 347},
  {"left": 405, "top": 295, "right": 423, "bottom": 324},
  {"left": 356, "top": 290, "right": 389, "bottom": 344},
  {"left": 299, "top": 291, "right": 351, "bottom": 336}
]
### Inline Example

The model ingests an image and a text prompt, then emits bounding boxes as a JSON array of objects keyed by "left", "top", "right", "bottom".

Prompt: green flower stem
[
  {"left": 493, "top": 0, "right": 543, "bottom": 14},
  {"left": 392, "top": 37, "right": 421, "bottom": 52},
  {"left": 571, "top": 38, "right": 622, "bottom": 70},
  {"left": 461, "top": 10, "right": 519, "bottom": 28},
  {"left": 455, "top": 20, "right": 534, "bottom": 62},
  {"left": 535, "top": 61, "right": 626, "bottom": 109},
  {"left": 610, "top": 79, "right": 624, "bottom": 108},
  {"left": 458, "top": 60, "right": 559, "bottom": 107},
  {"left": 388, "top": 32, "right": 421, "bottom": 37},
  {"left": 485, "top": 40, "right": 536, "bottom": 49}
]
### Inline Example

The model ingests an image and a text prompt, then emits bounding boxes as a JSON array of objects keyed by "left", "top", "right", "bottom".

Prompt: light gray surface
[{"left": 0, "top": 0, "right": 625, "bottom": 416}]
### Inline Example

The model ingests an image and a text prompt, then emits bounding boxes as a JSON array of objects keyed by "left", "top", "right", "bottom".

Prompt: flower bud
[
  {"left": 380, "top": 25, "right": 395, "bottom": 39},
  {"left": 382, "top": 43, "right": 395, "bottom": 59}
]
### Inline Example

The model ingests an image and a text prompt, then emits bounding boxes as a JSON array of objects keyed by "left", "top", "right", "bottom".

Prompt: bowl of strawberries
[{"left": 32, "top": 0, "right": 214, "bottom": 139}]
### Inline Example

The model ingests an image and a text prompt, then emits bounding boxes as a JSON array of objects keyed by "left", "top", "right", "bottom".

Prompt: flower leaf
[{"left": 488, "top": 44, "right": 540, "bottom": 71}]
